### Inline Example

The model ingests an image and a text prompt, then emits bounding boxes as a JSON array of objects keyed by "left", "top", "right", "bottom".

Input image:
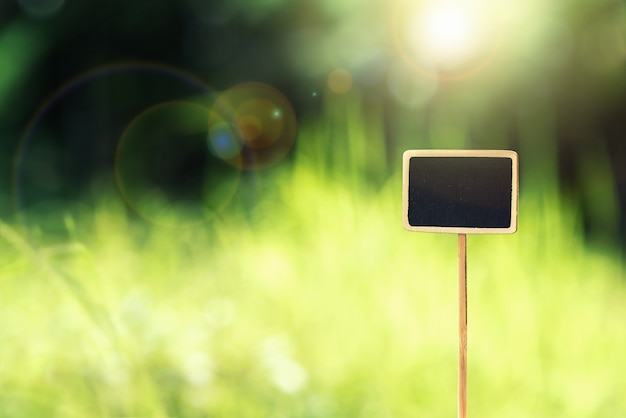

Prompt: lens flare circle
[
  {"left": 13, "top": 62, "right": 216, "bottom": 237},
  {"left": 327, "top": 68, "right": 353, "bottom": 94},
  {"left": 116, "top": 101, "right": 241, "bottom": 228},
  {"left": 392, "top": 0, "right": 501, "bottom": 82},
  {"left": 234, "top": 98, "right": 283, "bottom": 149},
  {"left": 207, "top": 82, "right": 297, "bottom": 171},
  {"left": 207, "top": 119, "right": 241, "bottom": 160}
]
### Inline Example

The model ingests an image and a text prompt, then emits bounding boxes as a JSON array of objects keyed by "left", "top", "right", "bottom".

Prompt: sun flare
[
  {"left": 412, "top": 3, "right": 482, "bottom": 70},
  {"left": 393, "top": 0, "right": 501, "bottom": 80}
]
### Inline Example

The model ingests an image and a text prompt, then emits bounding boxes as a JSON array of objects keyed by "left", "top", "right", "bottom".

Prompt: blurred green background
[{"left": 1, "top": 0, "right": 626, "bottom": 416}]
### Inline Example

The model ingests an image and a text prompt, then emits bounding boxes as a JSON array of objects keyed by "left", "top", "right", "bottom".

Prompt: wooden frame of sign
[
  {"left": 402, "top": 149, "right": 518, "bottom": 234},
  {"left": 402, "top": 149, "right": 518, "bottom": 418}
]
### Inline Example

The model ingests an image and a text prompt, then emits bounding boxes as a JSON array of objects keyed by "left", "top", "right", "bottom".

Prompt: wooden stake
[{"left": 458, "top": 234, "right": 467, "bottom": 418}]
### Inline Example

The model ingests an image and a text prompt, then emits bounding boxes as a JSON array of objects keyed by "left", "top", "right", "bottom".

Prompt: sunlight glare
[{"left": 410, "top": 2, "right": 483, "bottom": 71}]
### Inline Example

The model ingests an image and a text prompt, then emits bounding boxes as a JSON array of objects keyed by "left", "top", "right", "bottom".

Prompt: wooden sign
[
  {"left": 402, "top": 149, "right": 519, "bottom": 234},
  {"left": 402, "top": 149, "right": 519, "bottom": 418}
]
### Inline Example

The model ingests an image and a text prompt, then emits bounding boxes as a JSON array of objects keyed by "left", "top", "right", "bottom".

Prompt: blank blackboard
[{"left": 402, "top": 150, "right": 518, "bottom": 234}]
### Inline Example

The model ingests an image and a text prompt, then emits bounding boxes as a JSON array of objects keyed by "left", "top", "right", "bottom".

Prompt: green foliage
[{"left": 1, "top": 98, "right": 625, "bottom": 417}]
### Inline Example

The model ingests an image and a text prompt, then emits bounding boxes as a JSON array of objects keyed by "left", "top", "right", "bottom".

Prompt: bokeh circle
[
  {"left": 206, "top": 82, "right": 297, "bottom": 171},
  {"left": 13, "top": 62, "right": 221, "bottom": 238},
  {"left": 115, "top": 101, "right": 241, "bottom": 228}
]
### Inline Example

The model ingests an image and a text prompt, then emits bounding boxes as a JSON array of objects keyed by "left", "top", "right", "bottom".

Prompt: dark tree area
[{"left": 2, "top": 0, "right": 626, "bottom": 251}]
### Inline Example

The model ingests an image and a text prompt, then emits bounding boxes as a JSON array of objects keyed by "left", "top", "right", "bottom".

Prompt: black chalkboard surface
[{"left": 402, "top": 150, "right": 518, "bottom": 234}]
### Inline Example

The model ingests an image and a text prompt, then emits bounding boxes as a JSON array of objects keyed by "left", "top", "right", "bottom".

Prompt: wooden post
[{"left": 458, "top": 233, "right": 467, "bottom": 418}]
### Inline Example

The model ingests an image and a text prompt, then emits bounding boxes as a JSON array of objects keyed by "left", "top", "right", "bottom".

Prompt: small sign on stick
[
  {"left": 402, "top": 149, "right": 519, "bottom": 418},
  {"left": 402, "top": 149, "right": 518, "bottom": 234}
]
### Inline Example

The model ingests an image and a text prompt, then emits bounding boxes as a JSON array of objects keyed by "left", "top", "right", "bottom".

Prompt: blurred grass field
[{"left": 1, "top": 96, "right": 626, "bottom": 418}]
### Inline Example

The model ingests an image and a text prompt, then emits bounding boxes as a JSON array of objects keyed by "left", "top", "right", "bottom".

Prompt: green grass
[{"left": 1, "top": 98, "right": 626, "bottom": 417}]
